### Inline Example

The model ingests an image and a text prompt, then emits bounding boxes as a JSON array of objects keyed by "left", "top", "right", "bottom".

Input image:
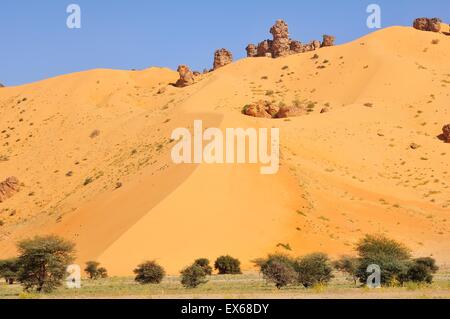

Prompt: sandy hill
[{"left": 0, "top": 26, "right": 449, "bottom": 275}]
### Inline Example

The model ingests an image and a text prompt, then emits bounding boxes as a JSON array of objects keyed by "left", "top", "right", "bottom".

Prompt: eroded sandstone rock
[
  {"left": 322, "top": 35, "right": 335, "bottom": 47},
  {"left": 0, "top": 176, "right": 20, "bottom": 203},
  {"left": 443, "top": 124, "right": 450, "bottom": 143},
  {"left": 175, "top": 65, "right": 195, "bottom": 88},
  {"left": 270, "top": 20, "right": 290, "bottom": 58},
  {"left": 246, "top": 44, "right": 258, "bottom": 57},
  {"left": 213, "top": 48, "right": 233, "bottom": 70},
  {"left": 243, "top": 101, "right": 273, "bottom": 118},
  {"left": 243, "top": 101, "right": 304, "bottom": 119},
  {"left": 257, "top": 40, "right": 273, "bottom": 57},
  {"left": 413, "top": 17, "right": 442, "bottom": 32}
]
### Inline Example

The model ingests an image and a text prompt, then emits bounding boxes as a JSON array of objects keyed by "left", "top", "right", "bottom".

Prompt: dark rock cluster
[
  {"left": 246, "top": 20, "right": 335, "bottom": 58},
  {"left": 413, "top": 18, "right": 442, "bottom": 32}
]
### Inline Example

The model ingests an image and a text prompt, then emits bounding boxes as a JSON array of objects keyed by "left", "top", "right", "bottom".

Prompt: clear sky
[{"left": 1, "top": 0, "right": 449, "bottom": 86}]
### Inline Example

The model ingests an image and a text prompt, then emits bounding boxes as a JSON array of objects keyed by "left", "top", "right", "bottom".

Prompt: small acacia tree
[
  {"left": 17, "top": 235, "right": 76, "bottom": 293},
  {"left": 333, "top": 255, "right": 360, "bottom": 286},
  {"left": 180, "top": 264, "right": 208, "bottom": 288},
  {"left": 355, "top": 234, "right": 411, "bottom": 286},
  {"left": 259, "top": 254, "right": 297, "bottom": 289},
  {"left": 84, "top": 261, "right": 108, "bottom": 280},
  {"left": 295, "top": 253, "right": 334, "bottom": 288},
  {"left": 134, "top": 261, "right": 165, "bottom": 284},
  {"left": 194, "top": 258, "right": 213, "bottom": 276},
  {"left": 214, "top": 255, "right": 242, "bottom": 275},
  {"left": 0, "top": 258, "right": 20, "bottom": 285}
]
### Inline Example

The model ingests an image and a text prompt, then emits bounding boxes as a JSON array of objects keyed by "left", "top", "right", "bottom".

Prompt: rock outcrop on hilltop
[
  {"left": 0, "top": 83, "right": 4, "bottom": 88},
  {"left": 270, "top": 20, "right": 291, "bottom": 58},
  {"left": 0, "top": 176, "right": 20, "bottom": 203},
  {"left": 213, "top": 48, "right": 233, "bottom": 70},
  {"left": 246, "top": 44, "right": 258, "bottom": 57},
  {"left": 413, "top": 18, "right": 442, "bottom": 32},
  {"left": 443, "top": 124, "right": 450, "bottom": 143},
  {"left": 246, "top": 20, "right": 334, "bottom": 58},
  {"left": 321, "top": 35, "right": 336, "bottom": 47},
  {"left": 175, "top": 65, "right": 195, "bottom": 88}
]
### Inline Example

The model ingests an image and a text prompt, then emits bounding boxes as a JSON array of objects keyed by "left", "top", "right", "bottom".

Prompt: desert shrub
[
  {"left": 214, "top": 255, "right": 241, "bottom": 275},
  {"left": 402, "top": 257, "right": 439, "bottom": 284},
  {"left": 413, "top": 257, "right": 439, "bottom": 273},
  {"left": 258, "top": 254, "right": 297, "bottom": 289},
  {"left": 0, "top": 258, "right": 20, "bottom": 284},
  {"left": 294, "top": 253, "right": 333, "bottom": 288},
  {"left": 333, "top": 255, "right": 360, "bottom": 285},
  {"left": 355, "top": 234, "right": 411, "bottom": 286},
  {"left": 17, "top": 235, "right": 75, "bottom": 293},
  {"left": 133, "top": 261, "right": 165, "bottom": 284},
  {"left": 97, "top": 267, "right": 108, "bottom": 279},
  {"left": 84, "top": 261, "right": 108, "bottom": 280},
  {"left": 404, "top": 262, "right": 432, "bottom": 284},
  {"left": 180, "top": 264, "right": 208, "bottom": 288},
  {"left": 194, "top": 258, "right": 213, "bottom": 275}
]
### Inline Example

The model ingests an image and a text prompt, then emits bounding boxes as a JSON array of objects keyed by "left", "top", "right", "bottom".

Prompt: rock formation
[
  {"left": 246, "top": 44, "right": 258, "bottom": 57},
  {"left": 175, "top": 65, "right": 195, "bottom": 88},
  {"left": 243, "top": 101, "right": 274, "bottom": 118},
  {"left": 321, "top": 35, "right": 335, "bottom": 47},
  {"left": 213, "top": 48, "right": 233, "bottom": 70},
  {"left": 443, "top": 124, "right": 450, "bottom": 143},
  {"left": 413, "top": 17, "right": 442, "bottom": 32},
  {"left": 289, "top": 40, "right": 303, "bottom": 54},
  {"left": 243, "top": 100, "right": 304, "bottom": 119},
  {"left": 0, "top": 83, "right": 4, "bottom": 88},
  {"left": 246, "top": 20, "right": 332, "bottom": 58},
  {"left": 257, "top": 40, "right": 273, "bottom": 57},
  {"left": 0, "top": 176, "right": 20, "bottom": 203},
  {"left": 270, "top": 20, "right": 291, "bottom": 58}
]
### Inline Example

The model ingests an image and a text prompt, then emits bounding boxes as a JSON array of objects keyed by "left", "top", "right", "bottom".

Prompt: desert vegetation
[{"left": 0, "top": 234, "right": 445, "bottom": 299}]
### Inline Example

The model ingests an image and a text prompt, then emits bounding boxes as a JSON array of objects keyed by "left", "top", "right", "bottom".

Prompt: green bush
[
  {"left": 294, "top": 253, "right": 333, "bottom": 288},
  {"left": 84, "top": 261, "right": 108, "bottom": 280},
  {"left": 333, "top": 255, "right": 360, "bottom": 285},
  {"left": 194, "top": 258, "right": 213, "bottom": 275},
  {"left": 133, "top": 261, "right": 165, "bottom": 284},
  {"left": 214, "top": 255, "right": 241, "bottom": 275},
  {"left": 403, "top": 257, "right": 438, "bottom": 284},
  {"left": 17, "top": 235, "right": 75, "bottom": 293},
  {"left": 413, "top": 257, "right": 439, "bottom": 273},
  {"left": 0, "top": 258, "right": 20, "bottom": 284},
  {"left": 259, "top": 254, "right": 297, "bottom": 289},
  {"left": 355, "top": 234, "right": 411, "bottom": 286},
  {"left": 180, "top": 264, "right": 208, "bottom": 288}
]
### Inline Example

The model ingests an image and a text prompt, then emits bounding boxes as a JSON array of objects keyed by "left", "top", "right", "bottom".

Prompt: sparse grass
[
  {"left": 83, "top": 177, "right": 94, "bottom": 186},
  {"left": 89, "top": 129, "right": 100, "bottom": 139},
  {"left": 431, "top": 39, "right": 440, "bottom": 45},
  {"left": 0, "top": 271, "right": 448, "bottom": 299}
]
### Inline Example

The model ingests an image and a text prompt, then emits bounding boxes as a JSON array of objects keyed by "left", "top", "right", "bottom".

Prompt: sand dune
[{"left": 0, "top": 26, "right": 449, "bottom": 275}]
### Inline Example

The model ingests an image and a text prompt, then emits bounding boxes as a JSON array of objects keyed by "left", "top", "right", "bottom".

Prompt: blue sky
[{"left": 1, "top": 0, "right": 449, "bottom": 86}]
